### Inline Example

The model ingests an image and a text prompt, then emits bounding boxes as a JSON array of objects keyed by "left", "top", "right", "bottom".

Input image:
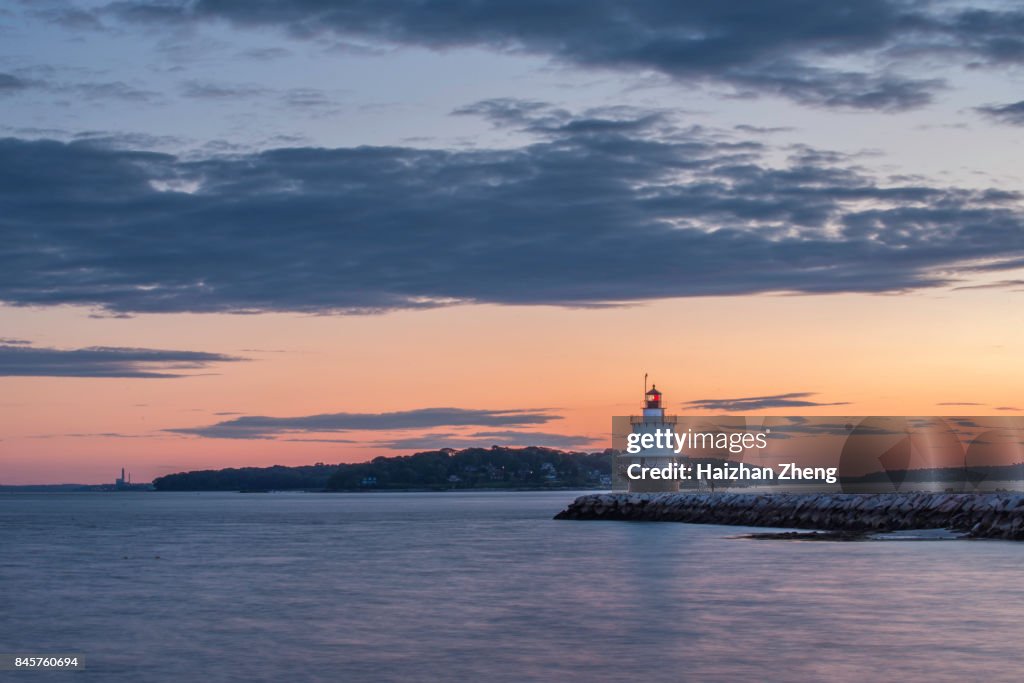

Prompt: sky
[{"left": 2, "top": 0, "right": 1024, "bottom": 483}]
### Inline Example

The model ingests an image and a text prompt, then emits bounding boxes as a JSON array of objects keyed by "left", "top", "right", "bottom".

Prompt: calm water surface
[{"left": 1, "top": 491, "right": 1021, "bottom": 682}]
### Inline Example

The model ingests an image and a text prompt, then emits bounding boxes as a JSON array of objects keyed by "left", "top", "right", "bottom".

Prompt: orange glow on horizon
[{"left": 2, "top": 284, "right": 1023, "bottom": 483}]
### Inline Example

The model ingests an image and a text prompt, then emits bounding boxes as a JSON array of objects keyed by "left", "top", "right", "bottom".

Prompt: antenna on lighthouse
[{"left": 644, "top": 372, "right": 648, "bottom": 395}]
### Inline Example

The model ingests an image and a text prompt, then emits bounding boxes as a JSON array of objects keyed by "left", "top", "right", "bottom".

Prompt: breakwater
[{"left": 554, "top": 492, "right": 1024, "bottom": 540}]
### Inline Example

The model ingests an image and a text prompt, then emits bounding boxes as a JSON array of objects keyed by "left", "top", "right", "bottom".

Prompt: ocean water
[{"left": 0, "top": 491, "right": 1021, "bottom": 683}]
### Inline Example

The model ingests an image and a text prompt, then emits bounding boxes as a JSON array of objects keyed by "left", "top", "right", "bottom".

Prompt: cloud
[
  {"left": 279, "top": 437, "right": 359, "bottom": 443},
  {"left": 0, "top": 73, "right": 32, "bottom": 93},
  {"left": 374, "top": 430, "right": 598, "bottom": 451},
  {"left": 682, "top": 392, "right": 850, "bottom": 412},
  {"left": 68, "top": 81, "right": 160, "bottom": 103},
  {"left": 238, "top": 47, "right": 292, "bottom": 61},
  {"left": 30, "top": 7, "right": 109, "bottom": 31},
  {"left": 0, "top": 70, "right": 160, "bottom": 103},
  {"left": 734, "top": 125, "right": 794, "bottom": 135},
  {"left": 758, "top": 419, "right": 897, "bottom": 438},
  {"left": 996, "top": 406, "right": 1022, "bottom": 412},
  {"left": 180, "top": 80, "right": 269, "bottom": 100},
  {"left": 952, "top": 279, "right": 1024, "bottom": 291},
  {"left": 34, "top": 431, "right": 155, "bottom": 439},
  {"left": 936, "top": 401, "right": 984, "bottom": 406},
  {"left": 168, "top": 407, "right": 562, "bottom": 439},
  {"left": 2, "top": 103, "right": 1024, "bottom": 315},
  {"left": 963, "top": 257, "right": 1024, "bottom": 273},
  {"left": 98, "top": 1, "right": 1024, "bottom": 111},
  {"left": 280, "top": 88, "right": 342, "bottom": 112},
  {"left": 180, "top": 80, "right": 346, "bottom": 112},
  {"left": 976, "top": 100, "right": 1024, "bottom": 126},
  {"left": 0, "top": 342, "right": 244, "bottom": 378}
]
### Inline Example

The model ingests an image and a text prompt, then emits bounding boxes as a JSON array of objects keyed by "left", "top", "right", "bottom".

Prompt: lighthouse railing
[{"left": 629, "top": 415, "right": 678, "bottom": 425}]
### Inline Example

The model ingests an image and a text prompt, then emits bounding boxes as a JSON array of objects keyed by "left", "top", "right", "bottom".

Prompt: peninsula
[{"left": 152, "top": 446, "right": 613, "bottom": 491}]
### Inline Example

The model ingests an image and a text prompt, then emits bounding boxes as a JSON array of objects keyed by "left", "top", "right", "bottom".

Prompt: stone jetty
[{"left": 554, "top": 492, "right": 1024, "bottom": 540}]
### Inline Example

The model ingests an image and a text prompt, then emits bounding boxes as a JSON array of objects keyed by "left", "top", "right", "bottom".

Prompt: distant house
[{"left": 360, "top": 475, "right": 378, "bottom": 487}]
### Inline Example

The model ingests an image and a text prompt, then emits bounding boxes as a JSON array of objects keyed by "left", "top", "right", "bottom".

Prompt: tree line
[{"left": 151, "top": 446, "right": 613, "bottom": 491}]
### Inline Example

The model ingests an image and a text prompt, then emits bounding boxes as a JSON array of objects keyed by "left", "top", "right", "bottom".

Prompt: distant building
[{"left": 108, "top": 467, "right": 152, "bottom": 492}]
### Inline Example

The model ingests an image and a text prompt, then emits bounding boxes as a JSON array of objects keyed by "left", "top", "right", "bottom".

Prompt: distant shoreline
[
  {"left": 0, "top": 485, "right": 604, "bottom": 494},
  {"left": 0, "top": 484, "right": 154, "bottom": 493}
]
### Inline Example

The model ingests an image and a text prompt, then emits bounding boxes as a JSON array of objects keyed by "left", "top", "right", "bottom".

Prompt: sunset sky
[{"left": 2, "top": 1, "right": 1024, "bottom": 483}]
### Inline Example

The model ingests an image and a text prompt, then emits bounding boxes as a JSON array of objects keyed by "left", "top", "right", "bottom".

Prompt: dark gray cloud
[
  {"left": 0, "top": 73, "right": 32, "bottom": 93},
  {"left": 30, "top": 6, "right": 108, "bottom": 31},
  {"left": 33, "top": 431, "right": 154, "bottom": 439},
  {"left": 375, "top": 430, "right": 597, "bottom": 451},
  {"left": 0, "top": 70, "right": 159, "bottom": 103},
  {"left": 2, "top": 102, "right": 1023, "bottom": 314},
  {"left": 180, "top": 81, "right": 341, "bottom": 112},
  {"left": 937, "top": 401, "right": 984, "bottom": 406},
  {"left": 99, "top": 1, "right": 1024, "bottom": 111},
  {"left": 759, "top": 419, "right": 890, "bottom": 438},
  {"left": 68, "top": 81, "right": 159, "bottom": 102},
  {"left": 0, "top": 342, "right": 244, "bottom": 378},
  {"left": 975, "top": 100, "right": 1024, "bottom": 126},
  {"left": 280, "top": 87, "right": 341, "bottom": 112},
  {"left": 953, "top": 279, "right": 1024, "bottom": 291},
  {"left": 683, "top": 392, "right": 851, "bottom": 412},
  {"left": 238, "top": 47, "right": 292, "bottom": 60},
  {"left": 181, "top": 80, "right": 269, "bottom": 100},
  {"left": 169, "top": 407, "right": 561, "bottom": 439},
  {"left": 964, "top": 257, "right": 1024, "bottom": 273},
  {"left": 734, "top": 125, "right": 794, "bottom": 135}
]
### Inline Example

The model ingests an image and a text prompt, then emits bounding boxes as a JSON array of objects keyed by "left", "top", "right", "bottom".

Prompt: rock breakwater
[{"left": 554, "top": 492, "right": 1024, "bottom": 540}]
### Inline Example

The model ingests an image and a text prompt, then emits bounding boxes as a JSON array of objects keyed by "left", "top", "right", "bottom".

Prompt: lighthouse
[{"left": 618, "top": 383, "right": 681, "bottom": 492}]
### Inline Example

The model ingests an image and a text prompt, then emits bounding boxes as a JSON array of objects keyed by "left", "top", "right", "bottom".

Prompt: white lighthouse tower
[{"left": 621, "top": 383, "right": 681, "bottom": 493}]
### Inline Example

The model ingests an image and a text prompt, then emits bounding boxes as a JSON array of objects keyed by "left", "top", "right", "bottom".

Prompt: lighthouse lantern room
[{"left": 644, "top": 386, "right": 663, "bottom": 415}]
